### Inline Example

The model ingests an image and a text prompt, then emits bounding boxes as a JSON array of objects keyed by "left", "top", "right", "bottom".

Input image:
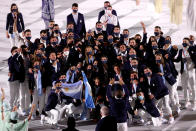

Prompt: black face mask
[
  {"left": 54, "top": 30, "right": 59, "bottom": 34},
  {"left": 12, "top": 9, "right": 18, "bottom": 13},
  {"left": 135, "top": 39, "right": 141, "bottom": 44}
]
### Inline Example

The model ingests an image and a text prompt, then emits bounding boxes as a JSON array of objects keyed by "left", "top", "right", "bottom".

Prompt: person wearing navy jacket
[
  {"left": 143, "top": 66, "right": 174, "bottom": 124},
  {"left": 174, "top": 38, "right": 196, "bottom": 110},
  {"left": 8, "top": 46, "right": 25, "bottom": 109},
  {"left": 6, "top": 3, "right": 25, "bottom": 47},
  {"left": 107, "top": 78, "right": 129, "bottom": 131},
  {"left": 42, "top": 52, "right": 61, "bottom": 105},
  {"left": 67, "top": 3, "right": 86, "bottom": 39},
  {"left": 154, "top": 26, "right": 165, "bottom": 49},
  {"left": 134, "top": 90, "right": 161, "bottom": 126}
]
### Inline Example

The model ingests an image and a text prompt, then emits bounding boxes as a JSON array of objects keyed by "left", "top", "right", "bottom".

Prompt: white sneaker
[
  {"left": 185, "top": 102, "right": 191, "bottom": 108},
  {"left": 152, "top": 117, "right": 162, "bottom": 127},
  {"left": 168, "top": 117, "right": 174, "bottom": 124},
  {"left": 159, "top": 117, "right": 168, "bottom": 124},
  {"left": 40, "top": 115, "right": 45, "bottom": 125},
  {"left": 177, "top": 107, "right": 181, "bottom": 114}
]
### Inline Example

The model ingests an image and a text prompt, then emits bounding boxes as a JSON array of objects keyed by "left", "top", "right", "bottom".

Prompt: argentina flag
[
  {"left": 61, "top": 80, "right": 83, "bottom": 99},
  {"left": 82, "top": 71, "right": 95, "bottom": 109}
]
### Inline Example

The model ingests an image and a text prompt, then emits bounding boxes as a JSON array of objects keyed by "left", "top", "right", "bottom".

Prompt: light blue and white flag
[
  {"left": 61, "top": 80, "right": 83, "bottom": 99},
  {"left": 82, "top": 71, "right": 95, "bottom": 109}
]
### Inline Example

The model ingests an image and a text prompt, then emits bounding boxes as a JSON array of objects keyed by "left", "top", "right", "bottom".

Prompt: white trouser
[
  {"left": 48, "top": 109, "right": 60, "bottom": 125},
  {"left": 32, "top": 87, "right": 45, "bottom": 115},
  {"left": 20, "top": 77, "right": 31, "bottom": 112},
  {"left": 117, "top": 122, "right": 128, "bottom": 131},
  {"left": 155, "top": 94, "right": 172, "bottom": 115},
  {"left": 181, "top": 68, "right": 196, "bottom": 104},
  {"left": 138, "top": 109, "right": 152, "bottom": 122},
  {"left": 9, "top": 32, "right": 22, "bottom": 48},
  {"left": 45, "top": 86, "right": 52, "bottom": 104},
  {"left": 165, "top": 80, "right": 180, "bottom": 109},
  {"left": 9, "top": 80, "right": 20, "bottom": 109}
]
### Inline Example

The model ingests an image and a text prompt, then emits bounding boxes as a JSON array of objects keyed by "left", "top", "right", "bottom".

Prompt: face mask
[
  {"left": 145, "top": 72, "right": 151, "bottom": 77},
  {"left": 87, "top": 51, "right": 92, "bottom": 55},
  {"left": 165, "top": 40, "right": 171, "bottom": 44},
  {"left": 182, "top": 43, "right": 188, "bottom": 47},
  {"left": 152, "top": 45, "right": 158, "bottom": 50},
  {"left": 71, "top": 70, "right": 75, "bottom": 73},
  {"left": 14, "top": 52, "right": 19, "bottom": 57},
  {"left": 36, "top": 53, "right": 42, "bottom": 57},
  {"left": 106, "top": 10, "right": 112, "bottom": 14},
  {"left": 130, "top": 54, "right": 136, "bottom": 58},
  {"left": 88, "top": 36, "right": 91, "bottom": 41},
  {"left": 136, "top": 39, "right": 141, "bottom": 43},
  {"left": 87, "top": 69, "right": 92, "bottom": 72},
  {"left": 51, "top": 59, "right": 56, "bottom": 63},
  {"left": 156, "top": 60, "right": 161, "bottom": 64},
  {"left": 49, "top": 26, "right": 53, "bottom": 30},
  {"left": 154, "top": 32, "right": 159, "bottom": 36},
  {"left": 68, "top": 28, "right": 73, "bottom": 32},
  {"left": 190, "top": 41, "right": 194, "bottom": 45},
  {"left": 56, "top": 86, "right": 61, "bottom": 90},
  {"left": 34, "top": 65, "right": 40, "bottom": 70},
  {"left": 132, "top": 65, "right": 138, "bottom": 69},
  {"left": 52, "top": 41, "right": 57, "bottom": 46},
  {"left": 73, "top": 9, "right": 78, "bottom": 13},
  {"left": 98, "top": 39, "right": 103, "bottom": 43},
  {"left": 12, "top": 9, "right": 17, "bottom": 13},
  {"left": 77, "top": 67, "right": 81, "bottom": 71},
  {"left": 102, "top": 60, "right": 107, "bottom": 64},
  {"left": 54, "top": 30, "right": 59, "bottom": 34},
  {"left": 114, "top": 32, "right": 120, "bottom": 36},
  {"left": 26, "top": 37, "right": 31, "bottom": 41},
  {"left": 93, "top": 65, "right": 97, "bottom": 68},
  {"left": 138, "top": 95, "right": 144, "bottom": 101},
  {"left": 96, "top": 27, "right": 102, "bottom": 32},
  {"left": 64, "top": 51, "right": 69, "bottom": 56},
  {"left": 40, "top": 48, "right": 45, "bottom": 52},
  {"left": 61, "top": 79, "right": 66, "bottom": 83},
  {"left": 123, "top": 34, "right": 129, "bottom": 38},
  {"left": 42, "top": 36, "right": 47, "bottom": 40},
  {"left": 108, "top": 38, "right": 113, "bottom": 43}
]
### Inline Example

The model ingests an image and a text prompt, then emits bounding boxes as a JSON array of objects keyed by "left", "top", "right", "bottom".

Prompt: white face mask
[
  {"left": 64, "top": 51, "right": 69, "bottom": 56},
  {"left": 106, "top": 10, "right": 112, "bottom": 15}
]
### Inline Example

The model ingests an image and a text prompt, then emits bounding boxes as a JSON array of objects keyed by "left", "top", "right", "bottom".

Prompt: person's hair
[
  {"left": 24, "top": 29, "right": 31, "bottom": 34},
  {"left": 67, "top": 117, "right": 76, "bottom": 129},
  {"left": 11, "top": 46, "right": 18, "bottom": 53},
  {"left": 10, "top": 3, "right": 18, "bottom": 13},
  {"left": 155, "top": 26, "right": 161, "bottom": 29},
  {"left": 40, "top": 30, "right": 47, "bottom": 34},
  {"left": 107, "top": 5, "right": 112, "bottom": 8},
  {"left": 123, "top": 29, "right": 129, "bottom": 32},
  {"left": 100, "top": 106, "right": 109, "bottom": 116},
  {"left": 72, "top": 3, "right": 78, "bottom": 7},
  {"left": 104, "top": 1, "right": 110, "bottom": 4},
  {"left": 114, "top": 25, "right": 120, "bottom": 30},
  {"left": 183, "top": 37, "right": 190, "bottom": 42},
  {"left": 96, "top": 21, "right": 102, "bottom": 25},
  {"left": 49, "top": 20, "right": 55, "bottom": 23}
]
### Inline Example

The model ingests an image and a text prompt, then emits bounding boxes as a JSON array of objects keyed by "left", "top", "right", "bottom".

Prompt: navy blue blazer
[
  {"left": 144, "top": 74, "right": 169, "bottom": 100},
  {"left": 67, "top": 13, "right": 86, "bottom": 38},
  {"left": 8, "top": 54, "right": 25, "bottom": 82},
  {"left": 157, "top": 36, "right": 165, "bottom": 49},
  {"left": 134, "top": 99, "right": 160, "bottom": 117},
  {"left": 95, "top": 115, "right": 117, "bottom": 131},
  {"left": 174, "top": 47, "right": 196, "bottom": 74},
  {"left": 107, "top": 84, "right": 129, "bottom": 123},
  {"left": 6, "top": 12, "right": 25, "bottom": 34},
  {"left": 42, "top": 60, "right": 61, "bottom": 88}
]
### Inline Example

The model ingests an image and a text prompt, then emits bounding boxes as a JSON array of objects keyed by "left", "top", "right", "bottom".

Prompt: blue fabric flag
[
  {"left": 61, "top": 80, "right": 83, "bottom": 99},
  {"left": 37, "top": 70, "right": 42, "bottom": 96},
  {"left": 82, "top": 71, "right": 95, "bottom": 109}
]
